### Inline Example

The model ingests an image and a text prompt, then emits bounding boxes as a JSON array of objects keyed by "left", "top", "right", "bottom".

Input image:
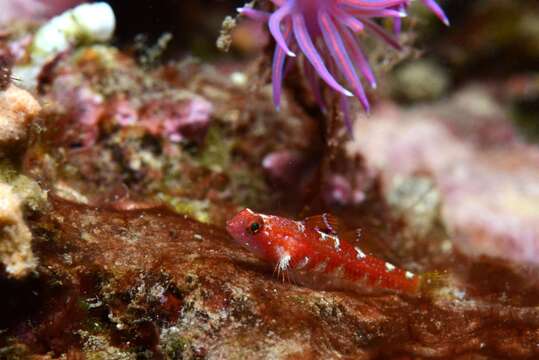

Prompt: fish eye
[{"left": 249, "top": 222, "right": 262, "bottom": 234}]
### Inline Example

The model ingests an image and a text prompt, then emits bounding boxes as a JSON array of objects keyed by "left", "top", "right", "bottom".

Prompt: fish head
[{"left": 226, "top": 208, "right": 272, "bottom": 259}]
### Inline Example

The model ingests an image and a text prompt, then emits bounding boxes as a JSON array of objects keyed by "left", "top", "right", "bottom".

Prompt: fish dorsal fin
[
  {"left": 343, "top": 228, "right": 363, "bottom": 243},
  {"left": 303, "top": 213, "right": 343, "bottom": 235},
  {"left": 341, "top": 228, "right": 400, "bottom": 263}
]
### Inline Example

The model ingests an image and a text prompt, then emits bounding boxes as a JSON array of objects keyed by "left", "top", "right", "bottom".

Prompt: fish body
[{"left": 226, "top": 208, "right": 421, "bottom": 295}]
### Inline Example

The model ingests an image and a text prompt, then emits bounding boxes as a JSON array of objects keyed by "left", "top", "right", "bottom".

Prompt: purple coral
[{"left": 238, "top": 0, "right": 448, "bottom": 130}]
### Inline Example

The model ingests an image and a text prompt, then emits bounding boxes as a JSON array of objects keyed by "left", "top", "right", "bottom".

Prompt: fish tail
[{"left": 418, "top": 270, "right": 450, "bottom": 296}]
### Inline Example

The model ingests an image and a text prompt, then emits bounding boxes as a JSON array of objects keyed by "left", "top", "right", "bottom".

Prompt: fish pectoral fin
[{"left": 303, "top": 213, "right": 343, "bottom": 235}]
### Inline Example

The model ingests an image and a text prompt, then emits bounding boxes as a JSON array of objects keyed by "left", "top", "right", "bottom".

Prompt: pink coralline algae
[
  {"left": 139, "top": 97, "right": 214, "bottom": 143},
  {"left": 238, "top": 0, "right": 448, "bottom": 130},
  {"left": 262, "top": 149, "right": 306, "bottom": 186}
]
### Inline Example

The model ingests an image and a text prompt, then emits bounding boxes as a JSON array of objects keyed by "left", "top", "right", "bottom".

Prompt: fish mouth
[
  {"left": 226, "top": 208, "right": 257, "bottom": 238},
  {"left": 226, "top": 216, "right": 257, "bottom": 255},
  {"left": 225, "top": 220, "right": 236, "bottom": 238},
  {"left": 225, "top": 219, "right": 236, "bottom": 237},
  {"left": 225, "top": 214, "right": 246, "bottom": 239}
]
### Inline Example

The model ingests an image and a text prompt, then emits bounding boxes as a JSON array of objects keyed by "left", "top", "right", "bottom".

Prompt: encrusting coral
[
  {"left": 347, "top": 87, "right": 539, "bottom": 269},
  {"left": 0, "top": 183, "right": 35, "bottom": 278},
  {"left": 0, "top": 62, "right": 42, "bottom": 279},
  {"left": 0, "top": 84, "right": 41, "bottom": 149}
]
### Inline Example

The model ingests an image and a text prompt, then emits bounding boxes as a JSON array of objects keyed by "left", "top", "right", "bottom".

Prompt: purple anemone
[{"left": 238, "top": 0, "right": 449, "bottom": 131}]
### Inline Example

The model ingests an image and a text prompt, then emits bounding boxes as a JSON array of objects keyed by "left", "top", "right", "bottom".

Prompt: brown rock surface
[{"left": 1, "top": 197, "right": 538, "bottom": 359}]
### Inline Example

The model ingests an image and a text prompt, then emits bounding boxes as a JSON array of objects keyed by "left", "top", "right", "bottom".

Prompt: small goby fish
[{"left": 226, "top": 208, "right": 422, "bottom": 295}]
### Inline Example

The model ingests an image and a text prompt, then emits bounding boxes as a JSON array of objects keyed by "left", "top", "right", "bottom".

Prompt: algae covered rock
[
  {"left": 391, "top": 59, "right": 450, "bottom": 102},
  {"left": 348, "top": 88, "right": 539, "bottom": 269},
  {"left": 0, "top": 183, "right": 35, "bottom": 278},
  {"left": 0, "top": 198, "right": 535, "bottom": 359},
  {"left": 0, "top": 84, "right": 41, "bottom": 150}
]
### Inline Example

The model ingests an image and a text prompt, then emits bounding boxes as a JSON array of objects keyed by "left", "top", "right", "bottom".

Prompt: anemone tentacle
[
  {"left": 269, "top": 0, "right": 297, "bottom": 57},
  {"left": 332, "top": 7, "right": 365, "bottom": 33},
  {"left": 319, "top": 10, "right": 369, "bottom": 111},
  {"left": 292, "top": 12, "right": 353, "bottom": 97},
  {"left": 237, "top": 7, "right": 270, "bottom": 21},
  {"left": 340, "top": 5, "right": 406, "bottom": 18},
  {"left": 237, "top": 0, "right": 448, "bottom": 130},
  {"left": 338, "top": 0, "right": 411, "bottom": 9},
  {"left": 272, "top": 21, "right": 293, "bottom": 109},
  {"left": 339, "top": 22, "right": 377, "bottom": 89},
  {"left": 392, "top": 4, "right": 406, "bottom": 35},
  {"left": 421, "top": 0, "right": 450, "bottom": 25}
]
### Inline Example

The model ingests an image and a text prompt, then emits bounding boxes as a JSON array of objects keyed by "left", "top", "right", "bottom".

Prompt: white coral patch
[{"left": 33, "top": 2, "right": 115, "bottom": 59}]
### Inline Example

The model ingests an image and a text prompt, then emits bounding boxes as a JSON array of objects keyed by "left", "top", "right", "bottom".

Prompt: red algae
[{"left": 0, "top": 198, "right": 537, "bottom": 358}]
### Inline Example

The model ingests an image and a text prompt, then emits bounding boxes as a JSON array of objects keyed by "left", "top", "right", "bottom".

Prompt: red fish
[{"left": 226, "top": 208, "right": 422, "bottom": 295}]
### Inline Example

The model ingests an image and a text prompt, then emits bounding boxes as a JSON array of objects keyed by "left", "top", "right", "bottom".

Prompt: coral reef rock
[
  {"left": 0, "top": 183, "right": 35, "bottom": 278},
  {"left": 348, "top": 88, "right": 539, "bottom": 268},
  {"left": 0, "top": 84, "right": 41, "bottom": 149}
]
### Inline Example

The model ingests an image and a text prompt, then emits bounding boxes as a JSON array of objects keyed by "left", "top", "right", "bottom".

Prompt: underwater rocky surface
[
  {"left": 0, "top": 1, "right": 539, "bottom": 359},
  {"left": 1, "top": 197, "right": 538, "bottom": 359}
]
